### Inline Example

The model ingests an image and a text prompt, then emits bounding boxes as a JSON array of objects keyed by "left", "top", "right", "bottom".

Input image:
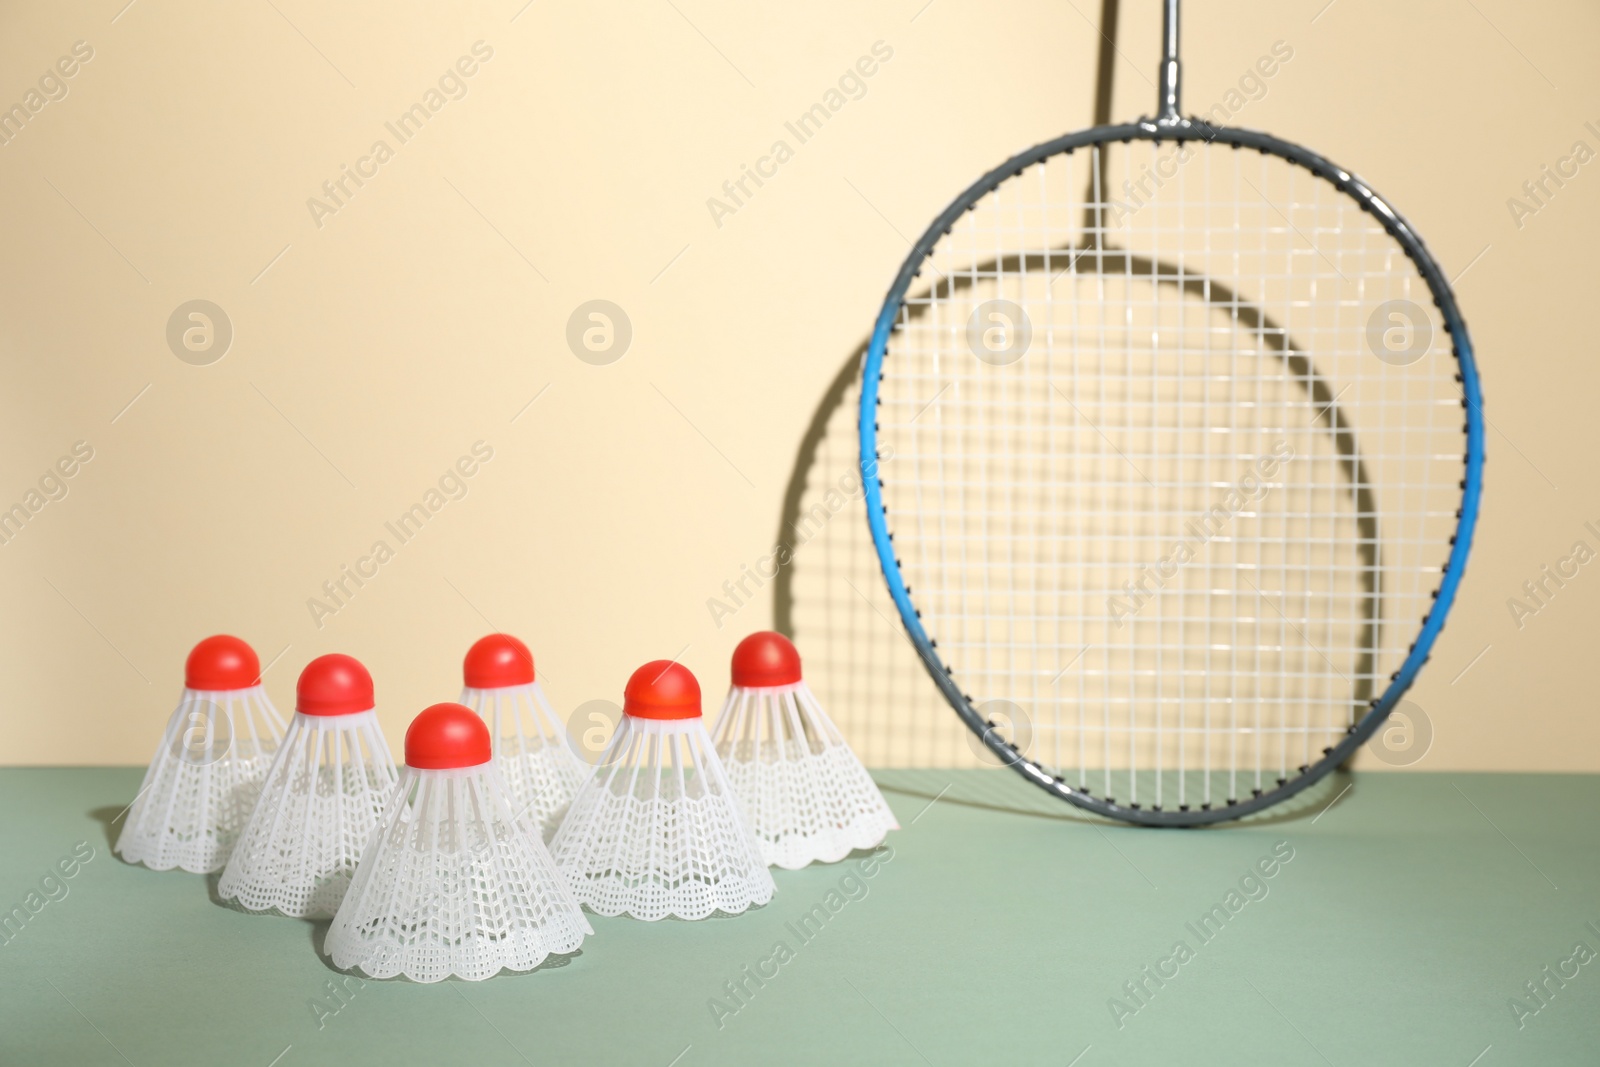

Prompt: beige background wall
[{"left": 0, "top": 0, "right": 1594, "bottom": 770}]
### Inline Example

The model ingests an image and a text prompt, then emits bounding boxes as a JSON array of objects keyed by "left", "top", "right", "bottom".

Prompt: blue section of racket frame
[{"left": 857, "top": 118, "right": 1487, "bottom": 827}]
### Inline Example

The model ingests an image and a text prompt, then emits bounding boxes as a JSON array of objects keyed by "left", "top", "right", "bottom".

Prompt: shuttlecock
[
  {"left": 550, "top": 660, "right": 774, "bottom": 921},
  {"left": 326, "top": 702, "right": 591, "bottom": 982},
  {"left": 218, "top": 654, "right": 398, "bottom": 918},
  {"left": 712, "top": 632, "right": 898, "bottom": 869},
  {"left": 116, "top": 635, "right": 287, "bottom": 873},
  {"left": 458, "top": 633, "right": 587, "bottom": 838}
]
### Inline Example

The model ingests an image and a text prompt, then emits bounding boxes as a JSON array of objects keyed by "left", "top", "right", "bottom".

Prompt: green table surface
[{"left": 1, "top": 767, "right": 1597, "bottom": 1066}]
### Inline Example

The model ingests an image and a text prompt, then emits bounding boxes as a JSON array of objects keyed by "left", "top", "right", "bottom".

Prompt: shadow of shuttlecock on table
[
  {"left": 88, "top": 805, "right": 126, "bottom": 853},
  {"left": 203, "top": 870, "right": 262, "bottom": 914},
  {"left": 642, "top": 904, "right": 769, "bottom": 923}
]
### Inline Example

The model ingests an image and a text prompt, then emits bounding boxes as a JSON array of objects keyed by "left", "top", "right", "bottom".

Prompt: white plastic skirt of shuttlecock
[
  {"left": 549, "top": 716, "right": 774, "bottom": 921},
  {"left": 325, "top": 764, "right": 592, "bottom": 982},
  {"left": 115, "top": 686, "right": 287, "bottom": 873},
  {"left": 217, "top": 709, "right": 397, "bottom": 918},
  {"left": 459, "top": 682, "right": 587, "bottom": 839},
  {"left": 712, "top": 681, "right": 899, "bottom": 869}
]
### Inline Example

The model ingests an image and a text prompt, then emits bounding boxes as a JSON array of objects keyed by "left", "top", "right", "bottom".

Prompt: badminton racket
[{"left": 857, "top": 0, "right": 1484, "bottom": 825}]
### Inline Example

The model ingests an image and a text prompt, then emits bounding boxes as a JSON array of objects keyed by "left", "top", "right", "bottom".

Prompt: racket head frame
[{"left": 857, "top": 119, "right": 1486, "bottom": 826}]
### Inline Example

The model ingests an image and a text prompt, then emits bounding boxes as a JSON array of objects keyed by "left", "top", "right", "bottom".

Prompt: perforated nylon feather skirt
[
  {"left": 549, "top": 716, "right": 775, "bottom": 921},
  {"left": 217, "top": 710, "right": 397, "bottom": 918},
  {"left": 325, "top": 765, "right": 591, "bottom": 982},
  {"left": 459, "top": 682, "right": 587, "bottom": 839},
  {"left": 712, "top": 682, "right": 898, "bottom": 869},
  {"left": 115, "top": 687, "right": 287, "bottom": 873}
]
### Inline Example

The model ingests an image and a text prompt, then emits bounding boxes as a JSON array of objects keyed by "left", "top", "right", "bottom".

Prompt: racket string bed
[{"left": 864, "top": 127, "right": 1478, "bottom": 822}]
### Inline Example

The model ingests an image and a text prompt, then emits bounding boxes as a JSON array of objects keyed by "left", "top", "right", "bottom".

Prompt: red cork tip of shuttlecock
[
  {"left": 624, "top": 660, "right": 702, "bottom": 720},
  {"left": 185, "top": 635, "right": 262, "bottom": 691},
  {"left": 463, "top": 633, "right": 535, "bottom": 689},
  {"left": 730, "top": 631, "right": 803, "bottom": 688},
  {"left": 406, "top": 702, "right": 492, "bottom": 769},
  {"left": 296, "top": 653, "right": 375, "bottom": 716}
]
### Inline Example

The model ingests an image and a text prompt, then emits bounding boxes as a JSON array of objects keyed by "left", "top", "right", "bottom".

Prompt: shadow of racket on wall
[
  {"left": 770, "top": 0, "right": 1374, "bottom": 823},
  {"left": 768, "top": 253, "right": 1375, "bottom": 825}
]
